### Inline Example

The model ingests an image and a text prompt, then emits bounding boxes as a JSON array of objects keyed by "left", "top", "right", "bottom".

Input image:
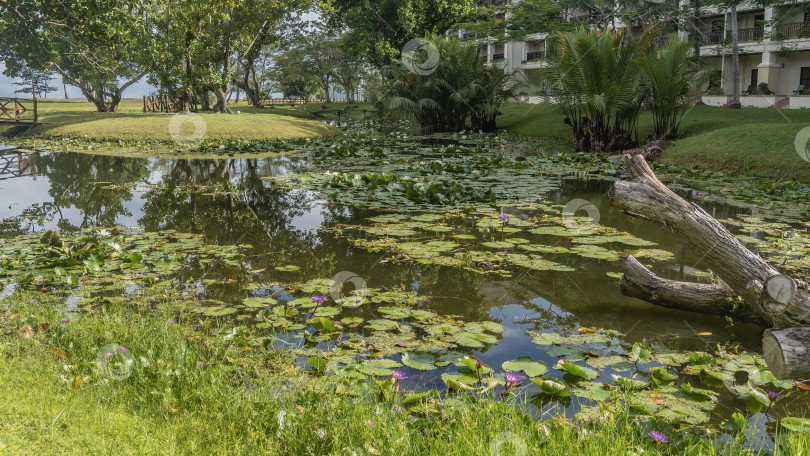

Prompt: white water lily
[
  {"left": 96, "top": 229, "right": 111, "bottom": 237},
  {"left": 108, "top": 242, "right": 122, "bottom": 253}
]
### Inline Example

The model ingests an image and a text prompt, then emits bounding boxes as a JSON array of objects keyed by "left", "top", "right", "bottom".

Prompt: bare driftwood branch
[
  {"left": 612, "top": 155, "right": 810, "bottom": 378},
  {"left": 620, "top": 256, "right": 762, "bottom": 325}
]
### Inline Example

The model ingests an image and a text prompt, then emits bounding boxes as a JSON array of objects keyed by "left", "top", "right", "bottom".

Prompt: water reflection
[{"left": 0, "top": 151, "right": 766, "bottom": 343}]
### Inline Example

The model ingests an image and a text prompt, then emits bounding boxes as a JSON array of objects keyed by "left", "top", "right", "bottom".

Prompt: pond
[{"left": 1, "top": 128, "right": 808, "bottom": 439}]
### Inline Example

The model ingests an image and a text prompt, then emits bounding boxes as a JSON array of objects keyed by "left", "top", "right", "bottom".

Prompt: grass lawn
[
  {"left": 498, "top": 103, "right": 810, "bottom": 183},
  {"left": 2, "top": 291, "right": 807, "bottom": 455},
  {"left": 1, "top": 99, "right": 337, "bottom": 142}
]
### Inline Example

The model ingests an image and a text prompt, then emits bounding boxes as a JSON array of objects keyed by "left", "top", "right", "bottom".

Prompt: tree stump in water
[{"left": 612, "top": 155, "right": 810, "bottom": 379}]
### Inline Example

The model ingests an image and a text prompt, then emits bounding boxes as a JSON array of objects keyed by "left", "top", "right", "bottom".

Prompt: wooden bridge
[
  {"left": 143, "top": 94, "right": 198, "bottom": 113},
  {"left": 0, "top": 150, "right": 41, "bottom": 181},
  {"left": 262, "top": 98, "right": 348, "bottom": 107},
  {"left": 0, "top": 98, "right": 38, "bottom": 125}
]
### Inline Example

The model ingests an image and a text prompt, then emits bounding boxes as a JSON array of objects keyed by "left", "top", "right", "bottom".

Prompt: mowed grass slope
[
  {"left": 498, "top": 103, "right": 810, "bottom": 183},
  {"left": 1, "top": 99, "right": 337, "bottom": 141}
]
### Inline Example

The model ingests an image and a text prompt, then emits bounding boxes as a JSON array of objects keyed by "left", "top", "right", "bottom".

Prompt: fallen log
[
  {"left": 613, "top": 155, "right": 810, "bottom": 379},
  {"left": 620, "top": 256, "right": 762, "bottom": 325},
  {"left": 763, "top": 327, "right": 810, "bottom": 379}
]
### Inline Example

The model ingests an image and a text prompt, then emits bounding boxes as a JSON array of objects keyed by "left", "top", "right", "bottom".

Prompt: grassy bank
[
  {"left": 497, "top": 103, "right": 810, "bottom": 183},
  {"left": 1, "top": 99, "right": 336, "bottom": 142},
  {"left": 0, "top": 291, "right": 807, "bottom": 455}
]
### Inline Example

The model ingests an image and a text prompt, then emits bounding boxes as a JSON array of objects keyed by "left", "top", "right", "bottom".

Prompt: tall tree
[
  {"left": 0, "top": 0, "right": 148, "bottom": 112},
  {"left": 324, "top": 0, "right": 475, "bottom": 68},
  {"left": 729, "top": 3, "right": 742, "bottom": 109},
  {"left": 12, "top": 68, "right": 57, "bottom": 98},
  {"left": 142, "top": 0, "right": 310, "bottom": 114}
]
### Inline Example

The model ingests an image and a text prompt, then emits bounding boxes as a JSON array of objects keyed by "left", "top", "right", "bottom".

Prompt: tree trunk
[
  {"left": 620, "top": 255, "right": 763, "bottom": 324},
  {"left": 213, "top": 88, "right": 232, "bottom": 114},
  {"left": 613, "top": 154, "right": 810, "bottom": 378},
  {"left": 730, "top": 4, "right": 741, "bottom": 109},
  {"left": 763, "top": 327, "right": 810, "bottom": 379}
]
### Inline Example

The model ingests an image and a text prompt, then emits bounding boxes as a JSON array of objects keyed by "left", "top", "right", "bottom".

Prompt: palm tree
[
  {"left": 527, "top": 25, "right": 658, "bottom": 152},
  {"left": 730, "top": 3, "right": 741, "bottom": 109},
  {"left": 383, "top": 36, "right": 516, "bottom": 133},
  {"left": 636, "top": 36, "right": 713, "bottom": 140}
]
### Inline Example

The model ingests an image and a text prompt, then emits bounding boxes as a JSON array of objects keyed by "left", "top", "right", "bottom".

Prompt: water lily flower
[
  {"left": 198, "top": 362, "right": 206, "bottom": 367},
  {"left": 169, "top": 320, "right": 176, "bottom": 324},
  {"left": 390, "top": 370, "right": 407, "bottom": 392},
  {"left": 96, "top": 229, "right": 111, "bottom": 237},
  {"left": 390, "top": 370, "right": 408, "bottom": 380},
  {"left": 504, "top": 371, "right": 523, "bottom": 385},
  {"left": 61, "top": 318, "right": 70, "bottom": 323},
  {"left": 768, "top": 391, "right": 779, "bottom": 401},
  {"left": 498, "top": 215, "right": 510, "bottom": 221},
  {"left": 119, "top": 347, "right": 128, "bottom": 352},
  {"left": 311, "top": 295, "right": 327, "bottom": 304},
  {"left": 81, "top": 277, "right": 88, "bottom": 282},
  {"left": 649, "top": 431, "right": 668, "bottom": 442},
  {"left": 105, "top": 352, "right": 115, "bottom": 359}
]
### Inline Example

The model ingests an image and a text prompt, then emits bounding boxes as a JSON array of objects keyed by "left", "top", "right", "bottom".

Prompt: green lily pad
[{"left": 502, "top": 357, "right": 548, "bottom": 377}]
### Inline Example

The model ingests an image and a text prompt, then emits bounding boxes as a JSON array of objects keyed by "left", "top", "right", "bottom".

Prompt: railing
[
  {"left": 701, "top": 30, "right": 725, "bottom": 45},
  {"left": 143, "top": 94, "right": 197, "bottom": 113},
  {"left": 699, "top": 27, "right": 765, "bottom": 45},
  {"left": 262, "top": 98, "right": 348, "bottom": 106},
  {"left": 775, "top": 21, "right": 810, "bottom": 40},
  {"left": 736, "top": 26, "right": 764, "bottom": 42},
  {"left": 0, "top": 151, "right": 40, "bottom": 181},
  {"left": 525, "top": 51, "right": 545, "bottom": 61},
  {"left": 0, "top": 98, "right": 37, "bottom": 124}
]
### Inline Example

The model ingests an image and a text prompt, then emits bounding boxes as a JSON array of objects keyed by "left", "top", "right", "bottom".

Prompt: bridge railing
[{"left": 0, "top": 98, "right": 38, "bottom": 124}]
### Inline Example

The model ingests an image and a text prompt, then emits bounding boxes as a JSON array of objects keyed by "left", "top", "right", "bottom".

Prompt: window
[
  {"left": 755, "top": 14, "right": 765, "bottom": 27},
  {"left": 801, "top": 67, "right": 810, "bottom": 88},
  {"left": 711, "top": 18, "right": 724, "bottom": 32}
]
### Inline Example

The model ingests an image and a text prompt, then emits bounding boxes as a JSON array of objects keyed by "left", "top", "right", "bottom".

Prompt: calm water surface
[{"left": 0, "top": 149, "right": 794, "bottom": 422}]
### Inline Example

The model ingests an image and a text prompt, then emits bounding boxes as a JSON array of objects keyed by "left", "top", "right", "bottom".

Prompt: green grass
[
  {"left": 1, "top": 291, "right": 808, "bottom": 455},
  {"left": 1, "top": 99, "right": 337, "bottom": 142},
  {"left": 497, "top": 103, "right": 810, "bottom": 183}
]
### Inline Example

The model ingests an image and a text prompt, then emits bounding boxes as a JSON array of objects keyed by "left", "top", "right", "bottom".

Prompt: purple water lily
[
  {"left": 504, "top": 371, "right": 523, "bottom": 384},
  {"left": 119, "top": 347, "right": 128, "bottom": 352},
  {"left": 649, "top": 431, "right": 668, "bottom": 443},
  {"left": 390, "top": 370, "right": 408, "bottom": 380},
  {"left": 498, "top": 215, "right": 510, "bottom": 222},
  {"left": 61, "top": 318, "right": 70, "bottom": 323},
  {"left": 768, "top": 391, "right": 779, "bottom": 401},
  {"left": 390, "top": 370, "right": 407, "bottom": 393},
  {"left": 105, "top": 352, "right": 115, "bottom": 359},
  {"left": 311, "top": 295, "right": 327, "bottom": 304}
]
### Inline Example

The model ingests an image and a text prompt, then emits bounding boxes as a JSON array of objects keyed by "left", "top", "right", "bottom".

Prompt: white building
[{"left": 459, "top": 0, "right": 810, "bottom": 108}]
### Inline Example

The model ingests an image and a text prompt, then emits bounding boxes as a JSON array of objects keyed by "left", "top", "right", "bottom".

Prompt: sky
[{"left": 0, "top": 62, "right": 158, "bottom": 99}]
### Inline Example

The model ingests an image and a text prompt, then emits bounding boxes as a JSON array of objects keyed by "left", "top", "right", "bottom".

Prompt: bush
[{"left": 756, "top": 82, "right": 773, "bottom": 95}]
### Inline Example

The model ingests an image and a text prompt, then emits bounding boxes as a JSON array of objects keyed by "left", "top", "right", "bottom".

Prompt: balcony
[
  {"left": 775, "top": 21, "right": 810, "bottom": 40},
  {"left": 700, "top": 26, "right": 765, "bottom": 45},
  {"left": 525, "top": 51, "right": 545, "bottom": 62}
]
